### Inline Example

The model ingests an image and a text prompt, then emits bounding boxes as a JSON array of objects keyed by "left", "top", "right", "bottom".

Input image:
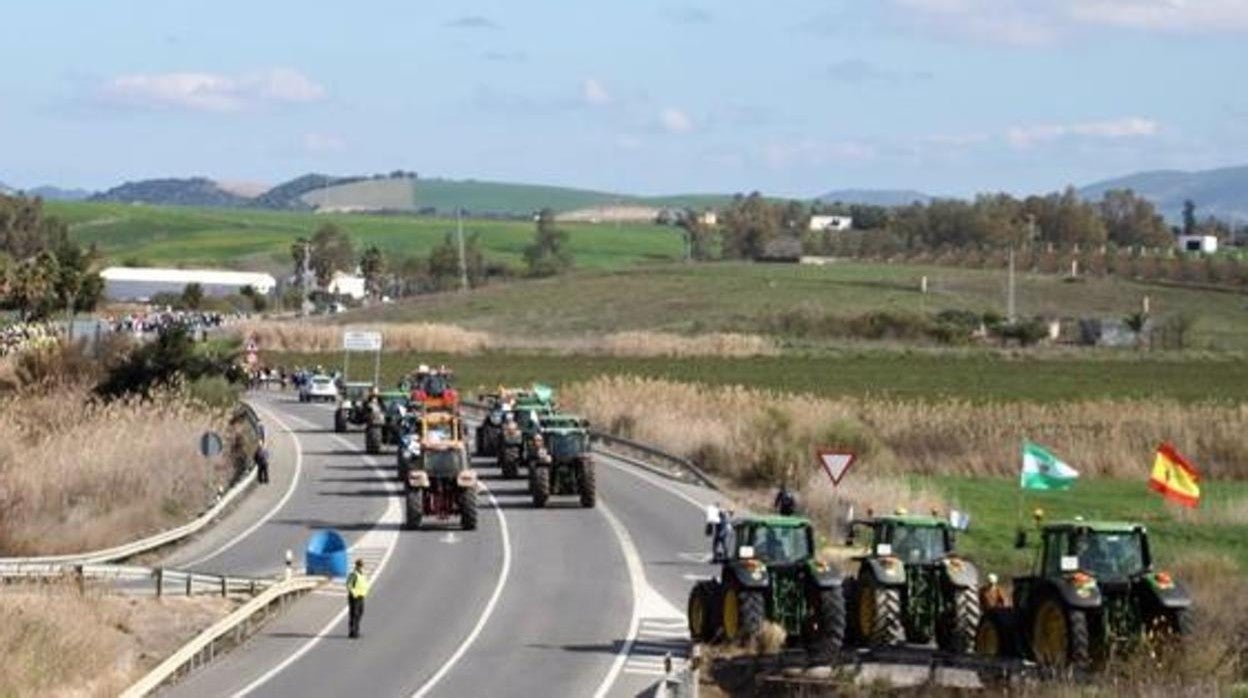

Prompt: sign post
[{"left": 342, "top": 330, "right": 383, "bottom": 385}]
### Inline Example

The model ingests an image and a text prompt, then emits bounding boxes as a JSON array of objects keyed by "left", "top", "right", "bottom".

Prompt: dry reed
[
  {"left": 0, "top": 384, "right": 232, "bottom": 555},
  {"left": 232, "top": 321, "right": 777, "bottom": 358}
]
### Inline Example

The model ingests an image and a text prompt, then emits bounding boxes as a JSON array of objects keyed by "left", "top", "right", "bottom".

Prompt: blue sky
[{"left": 1, "top": 0, "right": 1246, "bottom": 197}]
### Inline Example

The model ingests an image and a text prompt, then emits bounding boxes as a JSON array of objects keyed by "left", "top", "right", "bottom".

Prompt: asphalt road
[{"left": 160, "top": 391, "right": 717, "bottom": 698}]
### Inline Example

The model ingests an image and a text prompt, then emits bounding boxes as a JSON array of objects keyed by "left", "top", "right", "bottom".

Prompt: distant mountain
[
  {"left": 1079, "top": 165, "right": 1248, "bottom": 223},
  {"left": 250, "top": 173, "right": 365, "bottom": 210},
  {"left": 0, "top": 180, "right": 12, "bottom": 195},
  {"left": 29, "top": 185, "right": 92, "bottom": 201},
  {"left": 818, "top": 189, "right": 931, "bottom": 206},
  {"left": 92, "top": 177, "right": 250, "bottom": 207}
]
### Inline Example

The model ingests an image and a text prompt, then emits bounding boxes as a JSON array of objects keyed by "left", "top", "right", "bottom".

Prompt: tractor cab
[
  {"left": 410, "top": 371, "right": 459, "bottom": 412},
  {"left": 847, "top": 513, "right": 957, "bottom": 566},
  {"left": 733, "top": 516, "right": 816, "bottom": 567},
  {"left": 538, "top": 415, "right": 591, "bottom": 462}
]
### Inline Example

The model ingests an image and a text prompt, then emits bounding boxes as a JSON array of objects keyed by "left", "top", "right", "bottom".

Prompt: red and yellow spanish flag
[{"left": 1149, "top": 443, "right": 1201, "bottom": 508}]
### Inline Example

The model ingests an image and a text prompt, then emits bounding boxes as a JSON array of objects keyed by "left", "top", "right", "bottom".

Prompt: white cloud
[
  {"left": 303, "top": 132, "right": 346, "bottom": 153},
  {"left": 102, "top": 68, "right": 326, "bottom": 112},
  {"left": 1006, "top": 117, "right": 1160, "bottom": 147},
  {"left": 890, "top": 0, "right": 1248, "bottom": 44},
  {"left": 582, "top": 78, "right": 611, "bottom": 106},
  {"left": 659, "top": 107, "right": 694, "bottom": 134},
  {"left": 762, "top": 140, "right": 876, "bottom": 169}
]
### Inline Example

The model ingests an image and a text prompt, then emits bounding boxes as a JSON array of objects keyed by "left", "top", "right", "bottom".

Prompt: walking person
[
  {"left": 254, "top": 438, "right": 270, "bottom": 484},
  {"left": 773, "top": 484, "right": 797, "bottom": 516},
  {"left": 347, "top": 559, "right": 370, "bottom": 639},
  {"left": 711, "top": 505, "right": 732, "bottom": 562}
]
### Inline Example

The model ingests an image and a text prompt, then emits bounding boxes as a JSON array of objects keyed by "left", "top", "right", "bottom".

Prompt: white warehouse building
[{"left": 101, "top": 267, "right": 277, "bottom": 302}]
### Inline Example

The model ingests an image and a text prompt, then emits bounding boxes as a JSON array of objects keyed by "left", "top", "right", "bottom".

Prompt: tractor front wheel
[
  {"left": 1029, "top": 596, "right": 1090, "bottom": 669},
  {"left": 404, "top": 488, "right": 424, "bottom": 530},
  {"left": 856, "top": 573, "right": 904, "bottom": 647},
  {"left": 688, "top": 581, "right": 721, "bottom": 642},
  {"left": 937, "top": 586, "right": 981, "bottom": 654},
  {"left": 500, "top": 448, "right": 519, "bottom": 479},
  {"left": 531, "top": 465, "right": 550, "bottom": 508},
  {"left": 722, "top": 586, "right": 764, "bottom": 644},
  {"left": 460, "top": 486, "right": 478, "bottom": 531},
  {"left": 579, "top": 458, "right": 597, "bottom": 508},
  {"left": 975, "top": 608, "right": 1020, "bottom": 658},
  {"left": 807, "top": 586, "right": 847, "bottom": 659},
  {"left": 334, "top": 409, "right": 347, "bottom": 433}
]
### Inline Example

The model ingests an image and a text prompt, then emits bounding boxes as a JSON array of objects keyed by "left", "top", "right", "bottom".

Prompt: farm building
[
  {"left": 1176, "top": 234, "right": 1218, "bottom": 254},
  {"left": 327, "top": 271, "right": 367, "bottom": 299},
  {"left": 810, "top": 215, "right": 853, "bottom": 232},
  {"left": 101, "top": 267, "right": 276, "bottom": 301}
]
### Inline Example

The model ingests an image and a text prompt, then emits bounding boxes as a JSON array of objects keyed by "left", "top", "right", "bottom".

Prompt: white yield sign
[{"left": 816, "top": 449, "right": 857, "bottom": 488}]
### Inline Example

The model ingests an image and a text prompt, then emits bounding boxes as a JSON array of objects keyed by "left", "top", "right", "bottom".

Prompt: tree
[
  {"left": 1182, "top": 200, "right": 1197, "bottom": 237},
  {"left": 720, "top": 192, "right": 781, "bottom": 260},
  {"left": 359, "top": 246, "right": 386, "bottom": 299},
  {"left": 9, "top": 252, "right": 59, "bottom": 320},
  {"left": 524, "top": 209, "right": 573, "bottom": 277},
  {"left": 677, "top": 209, "right": 719, "bottom": 261},
  {"left": 308, "top": 224, "right": 355, "bottom": 288},
  {"left": 1098, "top": 189, "right": 1171, "bottom": 248},
  {"left": 181, "top": 283, "right": 204, "bottom": 310}
]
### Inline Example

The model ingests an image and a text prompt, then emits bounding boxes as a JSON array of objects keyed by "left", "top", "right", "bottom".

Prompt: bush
[{"left": 95, "top": 326, "right": 244, "bottom": 400}]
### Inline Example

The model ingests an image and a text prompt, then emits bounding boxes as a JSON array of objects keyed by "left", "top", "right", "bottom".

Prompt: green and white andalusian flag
[{"left": 1020, "top": 441, "right": 1079, "bottom": 491}]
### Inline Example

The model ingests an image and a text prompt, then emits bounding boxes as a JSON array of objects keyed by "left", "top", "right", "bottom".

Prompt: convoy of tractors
[{"left": 326, "top": 362, "right": 1193, "bottom": 679}]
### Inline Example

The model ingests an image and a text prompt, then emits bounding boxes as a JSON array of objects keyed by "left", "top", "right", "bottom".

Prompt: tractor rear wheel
[
  {"left": 404, "top": 488, "right": 424, "bottom": 530},
  {"left": 365, "top": 426, "right": 382, "bottom": 454},
  {"left": 1029, "top": 595, "right": 1090, "bottom": 669},
  {"left": 975, "top": 608, "right": 1020, "bottom": 658},
  {"left": 460, "top": 486, "right": 478, "bottom": 531},
  {"left": 938, "top": 586, "right": 981, "bottom": 654},
  {"left": 807, "top": 586, "right": 847, "bottom": 659},
  {"left": 532, "top": 466, "right": 550, "bottom": 508},
  {"left": 500, "top": 448, "right": 519, "bottom": 479},
  {"left": 334, "top": 409, "right": 347, "bottom": 433},
  {"left": 722, "top": 586, "right": 764, "bottom": 643},
  {"left": 579, "top": 458, "right": 596, "bottom": 508},
  {"left": 856, "top": 573, "right": 904, "bottom": 647},
  {"left": 688, "top": 581, "right": 721, "bottom": 642}
]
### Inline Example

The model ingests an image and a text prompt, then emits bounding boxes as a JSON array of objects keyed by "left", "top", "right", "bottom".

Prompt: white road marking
[
  {"left": 181, "top": 400, "right": 305, "bottom": 568},
  {"left": 408, "top": 488, "right": 511, "bottom": 698},
  {"left": 602, "top": 456, "right": 710, "bottom": 512},
  {"left": 591, "top": 501, "right": 687, "bottom": 698},
  {"left": 231, "top": 412, "right": 404, "bottom": 697},
  {"left": 439, "top": 532, "right": 459, "bottom": 545}
]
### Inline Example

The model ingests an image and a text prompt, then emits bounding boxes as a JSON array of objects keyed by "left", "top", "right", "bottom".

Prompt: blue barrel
[{"left": 305, "top": 530, "right": 349, "bottom": 577}]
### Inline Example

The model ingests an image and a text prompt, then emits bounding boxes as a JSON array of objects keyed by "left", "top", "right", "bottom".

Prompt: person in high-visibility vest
[{"left": 346, "top": 558, "right": 370, "bottom": 639}]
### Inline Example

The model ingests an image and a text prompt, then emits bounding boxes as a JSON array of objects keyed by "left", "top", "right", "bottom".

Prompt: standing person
[
  {"left": 774, "top": 485, "right": 797, "bottom": 516},
  {"left": 346, "top": 559, "right": 370, "bottom": 639},
  {"left": 704, "top": 502, "right": 720, "bottom": 537},
  {"left": 254, "top": 438, "right": 270, "bottom": 484},
  {"left": 714, "top": 507, "right": 732, "bottom": 562}
]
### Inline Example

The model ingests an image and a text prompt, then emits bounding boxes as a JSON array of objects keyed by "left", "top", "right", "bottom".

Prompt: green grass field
[
  {"left": 929, "top": 476, "right": 1248, "bottom": 574},
  {"left": 266, "top": 349, "right": 1248, "bottom": 403},
  {"left": 50, "top": 201, "right": 683, "bottom": 271},
  {"left": 344, "top": 260, "right": 1248, "bottom": 351}
]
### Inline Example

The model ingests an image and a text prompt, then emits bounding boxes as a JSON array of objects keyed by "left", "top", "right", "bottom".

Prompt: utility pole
[
  {"left": 1007, "top": 245, "right": 1016, "bottom": 323},
  {"left": 455, "top": 207, "right": 469, "bottom": 293}
]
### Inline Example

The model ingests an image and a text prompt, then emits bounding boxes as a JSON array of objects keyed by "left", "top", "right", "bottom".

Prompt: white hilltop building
[{"left": 101, "top": 267, "right": 276, "bottom": 302}]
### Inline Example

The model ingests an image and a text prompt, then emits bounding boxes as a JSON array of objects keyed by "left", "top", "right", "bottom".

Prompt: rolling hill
[
  {"left": 1080, "top": 164, "right": 1248, "bottom": 223},
  {"left": 91, "top": 177, "right": 249, "bottom": 208}
]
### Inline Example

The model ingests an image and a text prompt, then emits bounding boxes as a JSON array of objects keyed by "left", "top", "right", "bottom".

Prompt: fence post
[
  {"left": 75, "top": 565, "right": 85, "bottom": 595},
  {"left": 156, "top": 567, "right": 164, "bottom": 598},
  {"left": 186, "top": 573, "right": 193, "bottom": 596},
  {"left": 221, "top": 577, "right": 228, "bottom": 598}
]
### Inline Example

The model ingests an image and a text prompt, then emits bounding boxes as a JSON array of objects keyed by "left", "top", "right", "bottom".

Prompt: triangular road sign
[{"left": 817, "top": 450, "right": 857, "bottom": 488}]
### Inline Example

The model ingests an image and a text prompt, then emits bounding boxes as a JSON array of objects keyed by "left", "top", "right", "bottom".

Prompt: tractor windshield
[
  {"left": 423, "top": 449, "right": 464, "bottom": 476},
  {"left": 1075, "top": 531, "right": 1145, "bottom": 580},
  {"left": 889, "top": 525, "right": 947, "bottom": 564},
  {"left": 547, "top": 431, "right": 586, "bottom": 459},
  {"left": 748, "top": 525, "right": 810, "bottom": 565}
]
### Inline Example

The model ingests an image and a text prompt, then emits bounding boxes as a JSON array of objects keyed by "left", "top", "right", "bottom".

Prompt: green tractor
[
  {"left": 526, "top": 414, "right": 595, "bottom": 508},
  {"left": 378, "top": 389, "right": 415, "bottom": 447},
  {"left": 687, "top": 516, "right": 845, "bottom": 658},
  {"left": 403, "top": 438, "right": 478, "bottom": 531},
  {"left": 498, "top": 401, "right": 555, "bottom": 480},
  {"left": 843, "top": 511, "right": 981, "bottom": 653},
  {"left": 476, "top": 385, "right": 555, "bottom": 459},
  {"left": 334, "top": 382, "right": 377, "bottom": 433},
  {"left": 975, "top": 517, "right": 1192, "bottom": 670}
]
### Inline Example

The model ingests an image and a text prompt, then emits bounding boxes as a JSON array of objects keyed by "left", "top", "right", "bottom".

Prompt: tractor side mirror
[
  {"left": 1014, "top": 530, "right": 1028, "bottom": 549},
  {"left": 738, "top": 545, "right": 756, "bottom": 560}
]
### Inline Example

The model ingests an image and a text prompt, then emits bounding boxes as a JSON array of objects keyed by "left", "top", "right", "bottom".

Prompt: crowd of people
[
  {"left": 0, "top": 321, "right": 58, "bottom": 357},
  {"left": 104, "top": 309, "right": 239, "bottom": 336}
]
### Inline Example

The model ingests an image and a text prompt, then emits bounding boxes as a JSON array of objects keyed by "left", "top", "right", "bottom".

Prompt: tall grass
[
  {"left": 0, "top": 582, "right": 234, "bottom": 697},
  {"left": 234, "top": 321, "right": 776, "bottom": 358},
  {"left": 0, "top": 384, "right": 233, "bottom": 555}
]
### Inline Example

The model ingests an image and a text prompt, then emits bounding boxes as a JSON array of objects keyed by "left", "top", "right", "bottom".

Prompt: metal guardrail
[
  {"left": 0, "top": 563, "right": 276, "bottom": 598},
  {"left": 462, "top": 399, "right": 720, "bottom": 492},
  {"left": 121, "top": 575, "right": 325, "bottom": 697},
  {"left": 0, "top": 401, "right": 265, "bottom": 568}
]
